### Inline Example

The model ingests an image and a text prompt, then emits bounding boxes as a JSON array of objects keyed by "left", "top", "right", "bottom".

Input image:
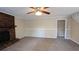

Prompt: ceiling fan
[{"left": 27, "top": 7, "right": 50, "bottom": 16}]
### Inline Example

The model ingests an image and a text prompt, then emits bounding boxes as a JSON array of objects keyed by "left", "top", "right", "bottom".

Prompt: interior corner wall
[
  {"left": 15, "top": 18, "right": 26, "bottom": 38},
  {"left": 70, "top": 15, "right": 79, "bottom": 44}
]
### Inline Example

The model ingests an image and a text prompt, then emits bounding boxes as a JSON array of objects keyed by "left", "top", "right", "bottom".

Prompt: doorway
[{"left": 57, "top": 20, "right": 65, "bottom": 39}]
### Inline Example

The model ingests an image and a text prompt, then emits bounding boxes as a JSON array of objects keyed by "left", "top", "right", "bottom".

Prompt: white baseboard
[
  {"left": 20, "top": 36, "right": 57, "bottom": 39},
  {"left": 70, "top": 39, "right": 79, "bottom": 45}
]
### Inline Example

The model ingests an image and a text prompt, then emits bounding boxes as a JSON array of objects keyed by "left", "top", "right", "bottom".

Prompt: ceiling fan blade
[
  {"left": 41, "top": 11, "right": 50, "bottom": 14},
  {"left": 44, "top": 7, "right": 49, "bottom": 9},
  {"left": 27, "top": 12, "right": 34, "bottom": 14},
  {"left": 30, "top": 7, "right": 35, "bottom": 9}
]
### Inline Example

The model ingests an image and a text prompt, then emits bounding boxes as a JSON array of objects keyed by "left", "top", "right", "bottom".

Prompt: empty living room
[{"left": 0, "top": 7, "right": 79, "bottom": 51}]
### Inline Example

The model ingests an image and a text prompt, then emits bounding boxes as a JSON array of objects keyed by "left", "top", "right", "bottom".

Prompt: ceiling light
[{"left": 35, "top": 11, "right": 42, "bottom": 16}]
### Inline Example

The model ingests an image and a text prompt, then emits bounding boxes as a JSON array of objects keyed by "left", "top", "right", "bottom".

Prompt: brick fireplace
[{"left": 0, "top": 12, "right": 18, "bottom": 50}]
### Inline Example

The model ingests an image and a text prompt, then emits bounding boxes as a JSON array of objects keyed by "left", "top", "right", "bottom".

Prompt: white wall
[
  {"left": 15, "top": 17, "right": 67, "bottom": 39},
  {"left": 15, "top": 17, "right": 57, "bottom": 38},
  {"left": 24, "top": 19, "right": 57, "bottom": 38},
  {"left": 65, "top": 17, "right": 72, "bottom": 39}
]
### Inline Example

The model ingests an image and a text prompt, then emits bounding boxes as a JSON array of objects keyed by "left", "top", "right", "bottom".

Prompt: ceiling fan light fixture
[
  {"left": 27, "top": 7, "right": 50, "bottom": 15},
  {"left": 35, "top": 11, "right": 42, "bottom": 16}
]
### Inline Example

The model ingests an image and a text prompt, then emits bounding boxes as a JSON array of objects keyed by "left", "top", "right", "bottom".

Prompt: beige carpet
[{"left": 2, "top": 37, "right": 79, "bottom": 51}]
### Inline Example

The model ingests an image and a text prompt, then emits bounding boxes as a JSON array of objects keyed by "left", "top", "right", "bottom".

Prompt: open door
[{"left": 57, "top": 20, "right": 65, "bottom": 39}]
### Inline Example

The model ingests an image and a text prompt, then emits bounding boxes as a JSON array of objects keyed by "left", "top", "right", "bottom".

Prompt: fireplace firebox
[{"left": 0, "top": 31, "right": 10, "bottom": 42}]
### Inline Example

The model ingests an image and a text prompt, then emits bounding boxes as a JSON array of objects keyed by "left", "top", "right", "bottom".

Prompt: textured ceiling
[{"left": 0, "top": 7, "right": 79, "bottom": 20}]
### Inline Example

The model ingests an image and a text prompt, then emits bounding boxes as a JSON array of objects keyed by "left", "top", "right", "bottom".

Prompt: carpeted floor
[{"left": 2, "top": 37, "right": 79, "bottom": 51}]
